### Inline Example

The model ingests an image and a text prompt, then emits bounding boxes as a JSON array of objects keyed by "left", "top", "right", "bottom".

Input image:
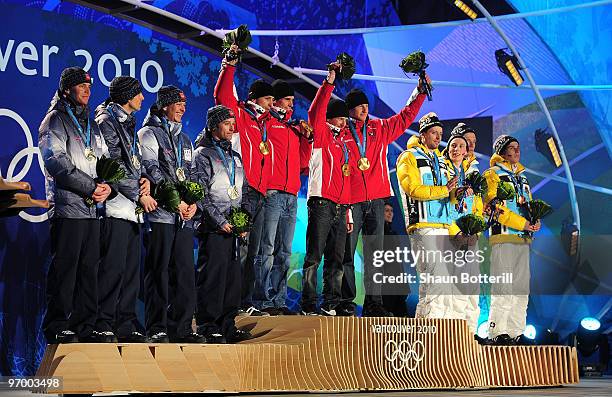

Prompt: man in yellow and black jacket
[
  {"left": 483, "top": 135, "right": 541, "bottom": 345},
  {"left": 397, "top": 112, "right": 458, "bottom": 319}
]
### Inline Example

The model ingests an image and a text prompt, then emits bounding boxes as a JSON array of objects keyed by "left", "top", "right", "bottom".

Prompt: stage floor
[{"left": 1, "top": 377, "right": 611, "bottom": 396}]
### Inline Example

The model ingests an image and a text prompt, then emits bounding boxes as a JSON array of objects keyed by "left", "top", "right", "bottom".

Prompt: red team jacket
[
  {"left": 346, "top": 88, "right": 426, "bottom": 203},
  {"left": 214, "top": 65, "right": 271, "bottom": 195},
  {"left": 267, "top": 108, "right": 312, "bottom": 195},
  {"left": 307, "top": 81, "right": 351, "bottom": 205}
]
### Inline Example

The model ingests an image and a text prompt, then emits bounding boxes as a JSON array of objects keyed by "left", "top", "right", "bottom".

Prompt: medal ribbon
[
  {"left": 348, "top": 119, "right": 367, "bottom": 159},
  {"left": 416, "top": 147, "right": 441, "bottom": 186},
  {"left": 107, "top": 106, "right": 139, "bottom": 160},
  {"left": 342, "top": 141, "right": 349, "bottom": 166},
  {"left": 502, "top": 168, "right": 525, "bottom": 202},
  {"left": 453, "top": 163, "right": 466, "bottom": 212},
  {"left": 244, "top": 106, "right": 267, "bottom": 143},
  {"left": 163, "top": 118, "right": 183, "bottom": 169},
  {"left": 64, "top": 103, "right": 91, "bottom": 148},
  {"left": 213, "top": 140, "right": 236, "bottom": 187}
]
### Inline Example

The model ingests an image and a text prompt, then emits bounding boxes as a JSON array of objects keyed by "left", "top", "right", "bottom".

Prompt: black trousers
[
  {"left": 97, "top": 218, "right": 141, "bottom": 336},
  {"left": 144, "top": 222, "right": 195, "bottom": 338},
  {"left": 43, "top": 218, "right": 100, "bottom": 339},
  {"left": 195, "top": 232, "right": 240, "bottom": 337},
  {"left": 239, "top": 186, "right": 265, "bottom": 309},
  {"left": 301, "top": 198, "right": 348, "bottom": 312},
  {"left": 340, "top": 199, "right": 385, "bottom": 311}
]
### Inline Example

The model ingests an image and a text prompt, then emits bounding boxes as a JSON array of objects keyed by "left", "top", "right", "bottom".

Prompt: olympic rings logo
[
  {"left": 384, "top": 339, "right": 425, "bottom": 372},
  {"left": 1, "top": 108, "right": 49, "bottom": 223}
]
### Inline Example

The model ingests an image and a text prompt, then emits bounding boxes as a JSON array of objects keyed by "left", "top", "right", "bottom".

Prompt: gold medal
[
  {"left": 357, "top": 157, "right": 370, "bottom": 171},
  {"left": 342, "top": 163, "right": 350, "bottom": 177},
  {"left": 176, "top": 167, "right": 186, "bottom": 181},
  {"left": 132, "top": 155, "right": 141, "bottom": 169},
  {"left": 227, "top": 185, "right": 240, "bottom": 200},
  {"left": 300, "top": 120, "right": 313, "bottom": 137},
  {"left": 259, "top": 140, "right": 270, "bottom": 155},
  {"left": 84, "top": 147, "right": 96, "bottom": 162}
]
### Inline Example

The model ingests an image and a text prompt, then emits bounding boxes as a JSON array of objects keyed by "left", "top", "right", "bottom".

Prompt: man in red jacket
[
  {"left": 338, "top": 77, "right": 429, "bottom": 317},
  {"left": 300, "top": 63, "right": 354, "bottom": 315},
  {"left": 257, "top": 79, "right": 312, "bottom": 315},
  {"left": 214, "top": 51, "right": 274, "bottom": 317}
]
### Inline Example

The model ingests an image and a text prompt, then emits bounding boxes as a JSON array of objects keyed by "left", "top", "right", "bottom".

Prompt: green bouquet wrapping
[
  {"left": 154, "top": 180, "right": 181, "bottom": 213},
  {"left": 464, "top": 172, "right": 487, "bottom": 197},
  {"left": 96, "top": 156, "right": 127, "bottom": 184},
  {"left": 222, "top": 24, "right": 252, "bottom": 62},
  {"left": 456, "top": 214, "right": 487, "bottom": 236},
  {"left": 399, "top": 50, "right": 432, "bottom": 101},
  {"left": 327, "top": 52, "right": 356, "bottom": 80},
  {"left": 84, "top": 156, "right": 126, "bottom": 207},
  {"left": 176, "top": 180, "right": 204, "bottom": 205},
  {"left": 522, "top": 199, "right": 553, "bottom": 224},
  {"left": 228, "top": 206, "right": 251, "bottom": 235},
  {"left": 497, "top": 181, "right": 516, "bottom": 201}
]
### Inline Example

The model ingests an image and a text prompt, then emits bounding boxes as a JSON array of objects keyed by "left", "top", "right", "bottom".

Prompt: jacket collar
[
  {"left": 490, "top": 153, "right": 525, "bottom": 174},
  {"left": 407, "top": 135, "right": 441, "bottom": 156}
]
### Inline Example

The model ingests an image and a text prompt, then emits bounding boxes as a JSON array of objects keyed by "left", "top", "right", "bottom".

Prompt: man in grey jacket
[
  {"left": 138, "top": 85, "right": 205, "bottom": 343},
  {"left": 39, "top": 66, "right": 113, "bottom": 343},
  {"left": 192, "top": 105, "right": 252, "bottom": 344},
  {"left": 95, "top": 76, "right": 157, "bottom": 343}
]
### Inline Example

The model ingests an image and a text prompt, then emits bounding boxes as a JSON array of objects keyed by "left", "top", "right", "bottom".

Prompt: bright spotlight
[
  {"left": 524, "top": 324, "right": 537, "bottom": 340},
  {"left": 580, "top": 317, "right": 601, "bottom": 331}
]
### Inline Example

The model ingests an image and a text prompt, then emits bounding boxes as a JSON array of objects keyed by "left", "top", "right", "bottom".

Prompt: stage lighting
[
  {"left": 568, "top": 316, "right": 610, "bottom": 376},
  {"left": 477, "top": 321, "right": 489, "bottom": 339},
  {"left": 534, "top": 128, "right": 562, "bottom": 168},
  {"left": 495, "top": 49, "right": 524, "bottom": 86},
  {"left": 581, "top": 317, "right": 601, "bottom": 331},
  {"left": 448, "top": 0, "right": 478, "bottom": 20},
  {"left": 524, "top": 324, "right": 536, "bottom": 340},
  {"left": 561, "top": 219, "right": 580, "bottom": 258}
]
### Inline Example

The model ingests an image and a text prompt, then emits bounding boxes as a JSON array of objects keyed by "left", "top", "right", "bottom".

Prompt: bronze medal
[
  {"left": 357, "top": 157, "right": 370, "bottom": 171},
  {"left": 517, "top": 195, "right": 526, "bottom": 205},
  {"left": 84, "top": 147, "right": 96, "bottom": 162},
  {"left": 132, "top": 155, "right": 141, "bottom": 169},
  {"left": 176, "top": 167, "right": 186, "bottom": 182},
  {"left": 259, "top": 141, "right": 270, "bottom": 156},
  {"left": 342, "top": 163, "right": 350, "bottom": 177},
  {"left": 227, "top": 185, "right": 240, "bottom": 200}
]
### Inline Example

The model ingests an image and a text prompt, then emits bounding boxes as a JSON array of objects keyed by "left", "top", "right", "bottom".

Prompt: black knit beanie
[
  {"left": 59, "top": 66, "right": 91, "bottom": 92},
  {"left": 326, "top": 99, "right": 349, "bottom": 119},
  {"left": 156, "top": 85, "right": 186, "bottom": 109},
  {"left": 248, "top": 79, "right": 274, "bottom": 100},
  {"left": 110, "top": 76, "right": 142, "bottom": 105},
  {"left": 272, "top": 79, "right": 294, "bottom": 100}
]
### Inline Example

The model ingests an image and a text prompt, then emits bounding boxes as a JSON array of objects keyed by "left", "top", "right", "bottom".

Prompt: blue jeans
[{"left": 255, "top": 190, "right": 297, "bottom": 309}]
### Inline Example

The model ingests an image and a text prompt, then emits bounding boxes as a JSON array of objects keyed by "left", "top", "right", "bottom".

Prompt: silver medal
[
  {"left": 132, "top": 155, "right": 141, "bottom": 169},
  {"left": 176, "top": 167, "right": 186, "bottom": 181},
  {"left": 84, "top": 147, "right": 96, "bottom": 162},
  {"left": 227, "top": 185, "right": 239, "bottom": 200}
]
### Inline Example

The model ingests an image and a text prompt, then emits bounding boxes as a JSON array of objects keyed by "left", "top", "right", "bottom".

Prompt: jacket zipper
[{"left": 283, "top": 127, "right": 290, "bottom": 192}]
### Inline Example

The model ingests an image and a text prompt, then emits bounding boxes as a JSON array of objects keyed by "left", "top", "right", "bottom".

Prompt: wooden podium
[{"left": 35, "top": 317, "right": 579, "bottom": 394}]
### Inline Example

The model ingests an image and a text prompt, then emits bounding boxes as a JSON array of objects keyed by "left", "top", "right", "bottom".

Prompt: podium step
[{"left": 35, "top": 317, "right": 579, "bottom": 394}]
